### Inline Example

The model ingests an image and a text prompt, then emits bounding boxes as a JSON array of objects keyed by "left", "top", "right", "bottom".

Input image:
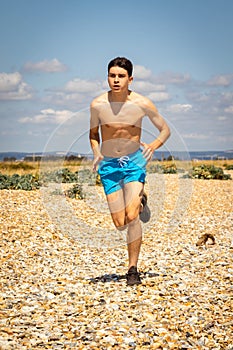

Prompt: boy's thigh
[
  {"left": 124, "top": 181, "right": 144, "bottom": 210},
  {"left": 106, "top": 189, "right": 126, "bottom": 228},
  {"left": 106, "top": 188, "right": 125, "bottom": 214}
]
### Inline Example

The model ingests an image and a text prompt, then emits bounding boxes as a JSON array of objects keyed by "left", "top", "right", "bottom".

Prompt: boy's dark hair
[{"left": 108, "top": 57, "right": 133, "bottom": 77}]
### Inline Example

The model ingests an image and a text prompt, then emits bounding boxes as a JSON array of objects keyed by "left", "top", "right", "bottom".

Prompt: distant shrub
[
  {"left": 41, "top": 168, "right": 95, "bottom": 184},
  {"left": 225, "top": 164, "right": 233, "bottom": 170},
  {"left": 65, "top": 184, "right": 85, "bottom": 199},
  {"left": 41, "top": 168, "right": 79, "bottom": 183},
  {"left": 161, "top": 165, "right": 178, "bottom": 174},
  {"left": 0, "top": 173, "right": 41, "bottom": 190},
  {"left": 147, "top": 163, "right": 178, "bottom": 174},
  {"left": 184, "top": 165, "right": 232, "bottom": 180},
  {"left": 0, "top": 168, "right": 97, "bottom": 194}
]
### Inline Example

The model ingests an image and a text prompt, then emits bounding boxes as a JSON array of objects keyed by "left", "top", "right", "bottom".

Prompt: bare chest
[{"left": 97, "top": 102, "right": 144, "bottom": 128}]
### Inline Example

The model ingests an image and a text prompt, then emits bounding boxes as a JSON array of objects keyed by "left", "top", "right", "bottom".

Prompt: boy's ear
[{"left": 129, "top": 76, "right": 133, "bottom": 84}]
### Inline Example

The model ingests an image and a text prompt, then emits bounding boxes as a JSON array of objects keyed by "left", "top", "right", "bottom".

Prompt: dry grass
[
  {"left": 0, "top": 159, "right": 233, "bottom": 176},
  {"left": 0, "top": 160, "right": 91, "bottom": 176}
]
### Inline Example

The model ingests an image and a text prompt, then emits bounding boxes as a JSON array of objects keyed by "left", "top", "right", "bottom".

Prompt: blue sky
[{"left": 0, "top": 0, "right": 233, "bottom": 153}]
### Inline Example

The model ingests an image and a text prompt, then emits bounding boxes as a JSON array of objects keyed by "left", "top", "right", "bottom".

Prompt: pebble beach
[{"left": 0, "top": 172, "right": 233, "bottom": 349}]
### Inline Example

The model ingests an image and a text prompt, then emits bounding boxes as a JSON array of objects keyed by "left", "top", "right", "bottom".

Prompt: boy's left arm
[{"left": 141, "top": 98, "right": 171, "bottom": 161}]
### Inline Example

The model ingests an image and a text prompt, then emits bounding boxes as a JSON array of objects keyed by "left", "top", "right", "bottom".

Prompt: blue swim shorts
[{"left": 98, "top": 148, "right": 147, "bottom": 195}]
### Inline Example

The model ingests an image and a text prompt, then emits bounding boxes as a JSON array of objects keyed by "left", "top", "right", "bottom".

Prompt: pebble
[{"left": 0, "top": 172, "right": 233, "bottom": 349}]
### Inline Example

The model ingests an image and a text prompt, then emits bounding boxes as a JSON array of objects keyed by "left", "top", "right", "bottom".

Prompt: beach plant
[
  {"left": 147, "top": 163, "right": 178, "bottom": 174},
  {"left": 40, "top": 168, "right": 95, "bottom": 184},
  {"left": 225, "top": 164, "right": 233, "bottom": 170},
  {"left": 161, "top": 164, "right": 178, "bottom": 174},
  {"left": 0, "top": 173, "right": 41, "bottom": 190},
  {"left": 77, "top": 168, "right": 97, "bottom": 185},
  {"left": 0, "top": 167, "right": 95, "bottom": 194},
  {"left": 184, "top": 165, "right": 232, "bottom": 180},
  {"left": 41, "top": 168, "right": 79, "bottom": 183},
  {"left": 65, "top": 184, "right": 85, "bottom": 199}
]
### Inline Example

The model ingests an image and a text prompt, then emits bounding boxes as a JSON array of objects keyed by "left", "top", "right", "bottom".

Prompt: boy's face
[{"left": 108, "top": 66, "right": 133, "bottom": 93}]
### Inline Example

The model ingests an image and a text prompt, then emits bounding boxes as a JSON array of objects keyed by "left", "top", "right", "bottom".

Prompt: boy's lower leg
[{"left": 127, "top": 217, "right": 142, "bottom": 269}]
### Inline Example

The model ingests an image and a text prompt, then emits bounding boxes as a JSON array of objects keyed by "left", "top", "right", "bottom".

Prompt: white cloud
[
  {"left": 183, "top": 133, "right": 209, "bottom": 140},
  {"left": 221, "top": 92, "right": 233, "bottom": 103},
  {"left": 207, "top": 74, "right": 233, "bottom": 87},
  {"left": 134, "top": 65, "right": 152, "bottom": 79},
  {"left": 132, "top": 81, "right": 166, "bottom": 92},
  {"left": 224, "top": 105, "right": 233, "bottom": 113},
  {"left": 155, "top": 71, "right": 191, "bottom": 84},
  {"left": 0, "top": 72, "right": 21, "bottom": 91},
  {"left": 65, "top": 78, "right": 103, "bottom": 93},
  {"left": 167, "top": 104, "right": 192, "bottom": 113},
  {"left": 217, "top": 116, "right": 228, "bottom": 121},
  {"left": 23, "top": 58, "right": 67, "bottom": 73},
  {"left": 186, "top": 91, "right": 210, "bottom": 103},
  {"left": 147, "top": 91, "right": 170, "bottom": 102},
  {"left": 19, "top": 109, "right": 74, "bottom": 124},
  {"left": 44, "top": 92, "right": 86, "bottom": 106},
  {"left": 44, "top": 78, "right": 106, "bottom": 107},
  {"left": 0, "top": 72, "right": 33, "bottom": 100}
]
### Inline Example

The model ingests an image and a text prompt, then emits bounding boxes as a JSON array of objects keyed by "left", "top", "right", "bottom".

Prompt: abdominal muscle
[{"left": 100, "top": 127, "right": 141, "bottom": 157}]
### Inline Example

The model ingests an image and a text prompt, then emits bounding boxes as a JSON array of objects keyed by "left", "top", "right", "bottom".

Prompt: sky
[{"left": 0, "top": 0, "right": 233, "bottom": 154}]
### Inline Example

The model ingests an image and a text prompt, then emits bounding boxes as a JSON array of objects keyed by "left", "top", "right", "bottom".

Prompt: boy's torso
[{"left": 95, "top": 91, "right": 147, "bottom": 157}]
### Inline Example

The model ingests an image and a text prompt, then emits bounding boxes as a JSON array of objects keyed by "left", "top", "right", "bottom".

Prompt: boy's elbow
[{"left": 167, "top": 126, "right": 171, "bottom": 139}]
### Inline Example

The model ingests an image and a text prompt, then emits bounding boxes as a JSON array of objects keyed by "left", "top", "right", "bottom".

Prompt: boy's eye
[{"left": 108, "top": 74, "right": 126, "bottom": 78}]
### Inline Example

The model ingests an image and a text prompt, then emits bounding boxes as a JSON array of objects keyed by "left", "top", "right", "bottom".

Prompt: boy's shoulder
[
  {"left": 130, "top": 91, "right": 154, "bottom": 109},
  {"left": 91, "top": 92, "right": 108, "bottom": 107}
]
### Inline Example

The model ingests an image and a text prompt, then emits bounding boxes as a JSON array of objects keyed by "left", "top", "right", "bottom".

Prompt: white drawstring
[{"left": 118, "top": 155, "right": 129, "bottom": 167}]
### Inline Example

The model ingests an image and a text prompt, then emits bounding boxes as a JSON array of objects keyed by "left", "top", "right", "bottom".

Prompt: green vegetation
[
  {"left": 184, "top": 164, "right": 232, "bottom": 180},
  {"left": 147, "top": 163, "right": 182, "bottom": 174},
  {"left": 225, "top": 164, "right": 233, "bottom": 170},
  {"left": 41, "top": 168, "right": 95, "bottom": 184},
  {"left": 0, "top": 160, "right": 232, "bottom": 192},
  {"left": 147, "top": 162, "right": 232, "bottom": 180},
  {"left": 0, "top": 168, "right": 96, "bottom": 192},
  {"left": 0, "top": 173, "right": 41, "bottom": 190},
  {"left": 65, "top": 184, "right": 85, "bottom": 199}
]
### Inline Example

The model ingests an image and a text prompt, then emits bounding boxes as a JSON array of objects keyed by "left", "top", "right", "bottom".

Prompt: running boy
[{"left": 89, "top": 57, "right": 170, "bottom": 285}]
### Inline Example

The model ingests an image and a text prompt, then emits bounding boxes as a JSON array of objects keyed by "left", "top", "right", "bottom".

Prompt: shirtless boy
[{"left": 89, "top": 57, "right": 170, "bottom": 285}]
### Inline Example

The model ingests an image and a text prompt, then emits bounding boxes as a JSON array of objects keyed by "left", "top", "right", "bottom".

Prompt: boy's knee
[
  {"left": 115, "top": 222, "right": 127, "bottom": 231},
  {"left": 126, "top": 210, "right": 139, "bottom": 225},
  {"left": 112, "top": 218, "right": 127, "bottom": 231},
  {"left": 116, "top": 224, "right": 127, "bottom": 231}
]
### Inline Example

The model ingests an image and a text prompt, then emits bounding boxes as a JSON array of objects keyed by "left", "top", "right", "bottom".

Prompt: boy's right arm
[{"left": 89, "top": 102, "right": 104, "bottom": 172}]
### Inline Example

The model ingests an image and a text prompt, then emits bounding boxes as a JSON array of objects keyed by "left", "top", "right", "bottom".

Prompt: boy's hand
[
  {"left": 92, "top": 155, "right": 104, "bottom": 172},
  {"left": 140, "top": 142, "right": 154, "bottom": 162}
]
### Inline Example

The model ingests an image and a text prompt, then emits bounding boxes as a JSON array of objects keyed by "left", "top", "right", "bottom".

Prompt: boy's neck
[{"left": 109, "top": 90, "right": 131, "bottom": 102}]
